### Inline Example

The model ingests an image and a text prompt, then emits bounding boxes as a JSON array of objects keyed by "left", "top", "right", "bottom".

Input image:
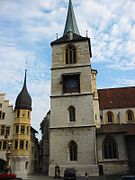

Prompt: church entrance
[{"left": 0, "top": 158, "right": 6, "bottom": 173}]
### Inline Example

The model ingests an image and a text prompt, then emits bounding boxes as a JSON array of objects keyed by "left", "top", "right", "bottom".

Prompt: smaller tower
[{"left": 13, "top": 70, "right": 32, "bottom": 179}]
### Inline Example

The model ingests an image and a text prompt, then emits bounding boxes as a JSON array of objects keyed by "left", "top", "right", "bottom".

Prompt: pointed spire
[
  {"left": 15, "top": 69, "right": 32, "bottom": 111},
  {"left": 64, "top": 0, "right": 80, "bottom": 35}
]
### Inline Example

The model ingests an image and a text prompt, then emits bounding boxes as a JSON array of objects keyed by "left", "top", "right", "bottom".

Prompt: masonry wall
[
  {"left": 49, "top": 127, "right": 98, "bottom": 176},
  {"left": 97, "top": 134, "right": 129, "bottom": 174}
]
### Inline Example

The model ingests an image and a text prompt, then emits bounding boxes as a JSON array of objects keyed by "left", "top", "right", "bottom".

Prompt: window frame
[
  {"left": 17, "top": 110, "right": 20, "bottom": 118},
  {"left": 20, "top": 125, "right": 25, "bottom": 134},
  {"left": 20, "top": 140, "right": 24, "bottom": 150},
  {"left": 1, "top": 125, "right": 5, "bottom": 136},
  {"left": 68, "top": 106, "right": 76, "bottom": 122},
  {"left": 126, "top": 110, "right": 134, "bottom": 122},
  {"left": 69, "top": 141, "right": 78, "bottom": 161},
  {"left": 103, "top": 135, "right": 118, "bottom": 159},
  {"left": 15, "top": 140, "right": 18, "bottom": 150},
  {"left": 62, "top": 74, "right": 80, "bottom": 93},
  {"left": 26, "top": 141, "right": 28, "bottom": 150},
  {"left": 65, "top": 44, "right": 76, "bottom": 64},
  {"left": 3, "top": 141, "right": 7, "bottom": 150},
  {"left": 106, "top": 111, "right": 114, "bottom": 123},
  {"left": 15, "top": 125, "right": 19, "bottom": 134}
]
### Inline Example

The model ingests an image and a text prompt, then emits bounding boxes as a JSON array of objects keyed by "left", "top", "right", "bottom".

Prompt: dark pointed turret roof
[
  {"left": 64, "top": 0, "right": 80, "bottom": 35},
  {"left": 15, "top": 70, "right": 32, "bottom": 111}
]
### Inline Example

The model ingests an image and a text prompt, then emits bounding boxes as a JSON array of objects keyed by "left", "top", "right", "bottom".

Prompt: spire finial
[
  {"left": 86, "top": 30, "right": 88, "bottom": 37},
  {"left": 56, "top": 33, "right": 58, "bottom": 39},
  {"left": 64, "top": 0, "right": 80, "bottom": 35},
  {"left": 24, "top": 61, "right": 27, "bottom": 87},
  {"left": 24, "top": 69, "right": 27, "bottom": 87},
  {"left": 25, "top": 61, "right": 27, "bottom": 71}
]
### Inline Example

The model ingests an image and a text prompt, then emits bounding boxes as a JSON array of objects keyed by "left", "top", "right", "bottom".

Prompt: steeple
[
  {"left": 15, "top": 69, "right": 32, "bottom": 111},
  {"left": 64, "top": 0, "right": 80, "bottom": 35}
]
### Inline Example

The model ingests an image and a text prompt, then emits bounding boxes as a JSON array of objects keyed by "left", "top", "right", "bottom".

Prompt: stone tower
[
  {"left": 13, "top": 70, "right": 32, "bottom": 178},
  {"left": 49, "top": 0, "right": 99, "bottom": 176}
]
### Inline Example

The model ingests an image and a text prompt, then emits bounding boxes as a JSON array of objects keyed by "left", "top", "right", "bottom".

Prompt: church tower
[
  {"left": 49, "top": 0, "right": 99, "bottom": 176},
  {"left": 13, "top": 70, "right": 32, "bottom": 178}
]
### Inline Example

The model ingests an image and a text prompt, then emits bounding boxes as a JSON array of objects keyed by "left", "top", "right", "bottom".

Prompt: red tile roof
[{"left": 98, "top": 86, "right": 135, "bottom": 109}]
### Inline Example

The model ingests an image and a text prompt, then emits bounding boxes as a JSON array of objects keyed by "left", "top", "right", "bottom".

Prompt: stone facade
[
  {"left": 49, "top": 34, "right": 99, "bottom": 176},
  {"left": 0, "top": 78, "right": 38, "bottom": 178},
  {"left": 40, "top": 0, "right": 135, "bottom": 177}
]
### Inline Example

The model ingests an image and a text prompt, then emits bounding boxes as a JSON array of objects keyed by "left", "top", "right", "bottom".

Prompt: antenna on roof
[
  {"left": 86, "top": 30, "right": 88, "bottom": 37},
  {"left": 25, "top": 60, "right": 28, "bottom": 72},
  {"left": 56, "top": 33, "right": 58, "bottom": 39}
]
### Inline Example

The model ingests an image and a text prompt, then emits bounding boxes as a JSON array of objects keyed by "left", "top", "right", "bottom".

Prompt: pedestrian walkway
[{"left": 23, "top": 174, "right": 121, "bottom": 180}]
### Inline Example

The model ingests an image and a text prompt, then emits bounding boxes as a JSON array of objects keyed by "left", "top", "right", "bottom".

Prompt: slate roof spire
[
  {"left": 15, "top": 69, "right": 32, "bottom": 111},
  {"left": 64, "top": 0, "right": 80, "bottom": 35}
]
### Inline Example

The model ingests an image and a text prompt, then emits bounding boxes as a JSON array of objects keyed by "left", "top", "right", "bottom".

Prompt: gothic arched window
[
  {"left": 66, "top": 44, "right": 76, "bottom": 64},
  {"left": 107, "top": 111, "right": 114, "bottom": 123},
  {"left": 103, "top": 136, "right": 118, "bottom": 159},
  {"left": 126, "top": 110, "right": 134, "bottom": 122},
  {"left": 68, "top": 106, "right": 76, "bottom": 122},
  {"left": 69, "top": 141, "right": 77, "bottom": 161}
]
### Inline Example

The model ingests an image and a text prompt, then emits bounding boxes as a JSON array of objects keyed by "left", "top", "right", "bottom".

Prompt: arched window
[
  {"left": 126, "top": 110, "right": 134, "bottom": 121},
  {"left": 68, "top": 106, "right": 76, "bottom": 122},
  {"left": 25, "top": 161, "right": 28, "bottom": 169},
  {"left": 103, "top": 136, "right": 118, "bottom": 159},
  {"left": 66, "top": 44, "right": 76, "bottom": 64},
  {"left": 69, "top": 141, "right": 77, "bottom": 161},
  {"left": 107, "top": 111, "right": 114, "bottom": 123}
]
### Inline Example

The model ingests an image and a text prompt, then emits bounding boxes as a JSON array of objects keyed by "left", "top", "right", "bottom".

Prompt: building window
[
  {"left": 17, "top": 110, "right": 20, "bottom": 118},
  {"left": 2, "top": 112, "right": 5, "bottom": 119},
  {"left": 20, "top": 140, "right": 24, "bottom": 150},
  {"left": 25, "top": 161, "right": 28, "bottom": 169},
  {"left": 63, "top": 74, "right": 80, "bottom": 93},
  {"left": 28, "top": 111, "right": 30, "bottom": 118},
  {"left": 21, "top": 125, "right": 25, "bottom": 134},
  {"left": 0, "top": 111, "right": 5, "bottom": 119},
  {"left": 1, "top": 125, "right": 5, "bottom": 135},
  {"left": 103, "top": 136, "right": 118, "bottom": 159},
  {"left": 26, "top": 126, "right": 29, "bottom": 135},
  {"left": 0, "top": 141, "right": 2, "bottom": 150},
  {"left": 22, "top": 111, "right": 25, "bottom": 117},
  {"left": 0, "top": 103, "right": 2, "bottom": 108},
  {"left": 6, "top": 126, "right": 10, "bottom": 136},
  {"left": 66, "top": 44, "right": 76, "bottom": 64},
  {"left": 26, "top": 141, "right": 28, "bottom": 150},
  {"left": 69, "top": 141, "right": 77, "bottom": 161},
  {"left": 16, "top": 125, "right": 19, "bottom": 134},
  {"left": 126, "top": 110, "right": 134, "bottom": 121},
  {"left": 107, "top": 111, "right": 114, "bottom": 123},
  {"left": 3, "top": 141, "right": 7, "bottom": 150},
  {"left": 68, "top": 106, "right": 76, "bottom": 122},
  {"left": 0, "top": 111, "right": 2, "bottom": 119},
  {"left": 15, "top": 141, "right": 18, "bottom": 150}
]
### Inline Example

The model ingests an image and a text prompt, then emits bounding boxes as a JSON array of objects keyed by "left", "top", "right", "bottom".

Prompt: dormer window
[{"left": 66, "top": 44, "right": 76, "bottom": 64}]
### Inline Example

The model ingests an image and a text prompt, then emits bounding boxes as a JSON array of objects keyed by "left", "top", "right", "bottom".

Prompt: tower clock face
[{"left": 63, "top": 74, "right": 80, "bottom": 93}]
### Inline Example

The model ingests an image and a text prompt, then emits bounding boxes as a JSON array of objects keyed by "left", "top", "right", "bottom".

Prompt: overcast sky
[{"left": 0, "top": 0, "right": 135, "bottom": 139}]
